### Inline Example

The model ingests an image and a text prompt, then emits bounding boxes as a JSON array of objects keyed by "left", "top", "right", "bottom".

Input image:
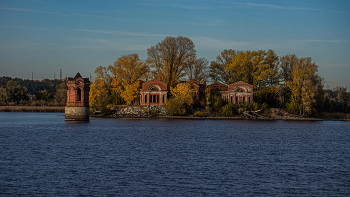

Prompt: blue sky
[{"left": 0, "top": 0, "right": 349, "bottom": 89}]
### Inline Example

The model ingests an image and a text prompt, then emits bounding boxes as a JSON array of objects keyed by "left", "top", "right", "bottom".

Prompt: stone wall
[{"left": 65, "top": 106, "right": 89, "bottom": 121}]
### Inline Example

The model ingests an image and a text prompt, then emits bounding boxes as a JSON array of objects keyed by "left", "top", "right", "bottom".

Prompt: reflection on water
[{"left": 0, "top": 112, "right": 349, "bottom": 196}]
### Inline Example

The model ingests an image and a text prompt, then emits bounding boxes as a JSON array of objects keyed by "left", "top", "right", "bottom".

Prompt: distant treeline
[
  {"left": 0, "top": 76, "right": 64, "bottom": 94},
  {"left": 0, "top": 77, "right": 66, "bottom": 106}
]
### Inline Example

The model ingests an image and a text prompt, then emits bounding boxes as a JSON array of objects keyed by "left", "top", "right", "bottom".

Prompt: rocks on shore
[{"left": 112, "top": 106, "right": 167, "bottom": 117}]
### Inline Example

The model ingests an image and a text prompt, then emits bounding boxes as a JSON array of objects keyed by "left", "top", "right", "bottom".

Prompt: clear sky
[{"left": 1, "top": 0, "right": 349, "bottom": 89}]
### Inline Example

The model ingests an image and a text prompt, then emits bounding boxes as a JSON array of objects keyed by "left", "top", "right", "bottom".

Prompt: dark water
[{"left": 0, "top": 113, "right": 349, "bottom": 196}]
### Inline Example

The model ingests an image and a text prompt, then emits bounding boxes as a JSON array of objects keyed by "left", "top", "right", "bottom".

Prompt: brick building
[
  {"left": 188, "top": 80, "right": 206, "bottom": 102},
  {"left": 65, "top": 72, "right": 90, "bottom": 121},
  {"left": 140, "top": 79, "right": 168, "bottom": 106},
  {"left": 222, "top": 81, "right": 253, "bottom": 104}
]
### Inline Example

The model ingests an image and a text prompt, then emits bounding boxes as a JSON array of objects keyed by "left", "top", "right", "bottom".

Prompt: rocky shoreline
[{"left": 91, "top": 106, "right": 323, "bottom": 121}]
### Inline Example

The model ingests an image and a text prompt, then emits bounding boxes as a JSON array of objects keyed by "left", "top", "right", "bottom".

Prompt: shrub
[
  {"left": 164, "top": 97, "right": 189, "bottom": 116},
  {"left": 193, "top": 110, "right": 205, "bottom": 117},
  {"left": 101, "top": 107, "right": 112, "bottom": 116},
  {"left": 221, "top": 103, "right": 236, "bottom": 117}
]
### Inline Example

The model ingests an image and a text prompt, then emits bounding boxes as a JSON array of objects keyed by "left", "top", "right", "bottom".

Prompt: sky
[{"left": 0, "top": 0, "right": 349, "bottom": 89}]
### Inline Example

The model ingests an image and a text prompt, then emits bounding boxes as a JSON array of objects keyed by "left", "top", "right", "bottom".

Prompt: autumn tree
[
  {"left": 111, "top": 53, "right": 149, "bottom": 105},
  {"left": 209, "top": 49, "right": 238, "bottom": 84},
  {"left": 120, "top": 81, "right": 141, "bottom": 106},
  {"left": 111, "top": 53, "right": 149, "bottom": 85},
  {"left": 283, "top": 56, "right": 321, "bottom": 116},
  {"left": 224, "top": 49, "right": 280, "bottom": 105},
  {"left": 147, "top": 36, "right": 196, "bottom": 89},
  {"left": 164, "top": 82, "right": 193, "bottom": 115},
  {"left": 89, "top": 65, "right": 122, "bottom": 110}
]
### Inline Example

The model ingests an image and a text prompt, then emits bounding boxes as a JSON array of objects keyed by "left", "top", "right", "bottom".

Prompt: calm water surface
[{"left": 0, "top": 112, "right": 349, "bottom": 196}]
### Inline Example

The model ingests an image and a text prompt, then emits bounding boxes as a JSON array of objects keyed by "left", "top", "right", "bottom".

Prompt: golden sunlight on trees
[
  {"left": 121, "top": 82, "right": 141, "bottom": 106},
  {"left": 210, "top": 49, "right": 280, "bottom": 105},
  {"left": 147, "top": 36, "right": 197, "bottom": 89},
  {"left": 164, "top": 82, "right": 193, "bottom": 115},
  {"left": 209, "top": 49, "right": 238, "bottom": 84},
  {"left": 89, "top": 65, "right": 122, "bottom": 109},
  {"left": 111, "top": 54, "right": 148, "bottom": 105},
  {"left": 282, "top": 56, "right": 321, "bottom": 116},
  {"left": 111, "top": 53, "right": 149, "bottom": 86},
  {"left": 86, "top": 36, "right": 331, "bottom": 117}
]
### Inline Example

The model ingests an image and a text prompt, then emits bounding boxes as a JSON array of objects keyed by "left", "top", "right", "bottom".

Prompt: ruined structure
[
  {"left": 189, "top": 81, "right": 206, "bottom": 102},
  {"left": 222, "top": 81, "right": 254, "bottom": 104},
  {"left": 140, "top": 79, "right": 167, "bottom": 106},
  {"left": 65, "top": 73, "right": 90, "bottom": 121}
]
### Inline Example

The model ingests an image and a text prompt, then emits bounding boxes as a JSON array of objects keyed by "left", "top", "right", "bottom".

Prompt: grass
[
  {"left": 0, "top": 106, "right": 65, "bottom": 113},
  {"left": 320, "top": 112, "right": 350, "bottom": 121}
]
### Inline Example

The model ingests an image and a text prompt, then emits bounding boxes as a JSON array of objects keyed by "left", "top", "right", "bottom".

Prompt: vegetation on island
[{"left": 1, "top": 36, "right": 349, "bottom": 119}]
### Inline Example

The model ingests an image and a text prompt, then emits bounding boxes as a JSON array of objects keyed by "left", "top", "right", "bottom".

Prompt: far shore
[{"left": 0, "top": 106, "right": 65, "bottom": 113}]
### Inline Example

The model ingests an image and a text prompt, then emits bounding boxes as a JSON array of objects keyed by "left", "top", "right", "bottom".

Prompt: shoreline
[
  {"left": 91, "top": 114, "right": 324, "bottom": 121},
  {"left": 0, "top": 106, "right": 65, "bottom": 113},
  {"left": 1, "top": 106, "right": 348, "bottom": 121}
]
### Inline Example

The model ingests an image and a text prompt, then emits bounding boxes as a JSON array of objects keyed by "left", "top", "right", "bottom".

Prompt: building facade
[
  {"left": 222, "top": 81, "right": 253, "bottom": 104},
  {"left": 65, "top": 72, "right": 90, "bottom": 121},
  {"left": 140, "top": 79, "right": 168, "bottom": 106}
]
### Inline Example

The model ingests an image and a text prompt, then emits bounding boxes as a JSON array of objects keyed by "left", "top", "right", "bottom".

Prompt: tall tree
[
  {"left": 285, "top": 57, "right": 320, "bottom": 116},
  {"left": 111, "top": 53, "right": 149, "bottom": 86},
  {"left": 89, "top": 66, "right": 121, "bottom": 109},
  {"left": 147, "top": 36, "right": 196, "bottom": 89},
  {"left": 186, "top": 57, "right": 209, "bottom": 82},
  {"left": 209, "top": 49, "right": 238, "bottom": 84}
]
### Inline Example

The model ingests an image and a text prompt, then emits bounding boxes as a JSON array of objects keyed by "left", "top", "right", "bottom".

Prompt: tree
[
  {"left": 5, "top": 80, "right": 28, "bottom": 104},
  {"left": 284, "top": 57, "right": 320, "bottom": 116},
  {"left": 111, "top": 53, "right": 149, "bottom": 85},
  {"left": 147, "top": 36, "right": 196, "bottom": 89},
  {"left": 54, "top": 83, "right": 67, "bottom": 106},
  {"left": 164, "top": 82, "right": 193, "bottom": 115},
  {"left": 37, "top": 90, "right": 52, "bottom": 101},
  {"left": 0, "top": 86, "right": 10, "bottom": 103},
  {"left": 120, "top": 82, "right": 141, "bottom": 106},
  {"left": 224, "top": 49, "right": 279, "bottom": 105},
  {"left": 209, "top": 49, "right": 238, "bottom": 84},
  {"left": 89, "top": 65, "right": 121, "bottom": 109},
  {"left": 186, "top": 57, "right": 209, "bottom": 82}
]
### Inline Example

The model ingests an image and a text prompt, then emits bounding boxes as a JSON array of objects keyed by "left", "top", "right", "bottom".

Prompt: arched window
[{"left": 77, "top": 88, "right": 82, "bottom": 101}]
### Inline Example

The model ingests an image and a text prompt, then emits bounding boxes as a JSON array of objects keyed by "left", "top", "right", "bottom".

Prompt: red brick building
[
  {"left": 65, "top": 72, "right": 90, "bottom": 121},
  {"left": 188, "top": 81, "right": 206, "bottom": 102},
  {"left": 222, "top": 81, "right": 253, "bottom": 104},
  {"left": 66, "top": 72, "right": 90, "bottom": 107},
  {"left": 140, "top": 79, "right": 168, "bottom": 106}
]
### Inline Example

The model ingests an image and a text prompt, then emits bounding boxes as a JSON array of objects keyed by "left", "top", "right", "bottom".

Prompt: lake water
[{"left": 0, "top": 112, "right": 349, "bottom": 196}]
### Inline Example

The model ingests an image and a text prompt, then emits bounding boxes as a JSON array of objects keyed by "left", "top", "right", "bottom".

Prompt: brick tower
[{"left": 65, "top": 72, "right": 90, "bottom": 121}]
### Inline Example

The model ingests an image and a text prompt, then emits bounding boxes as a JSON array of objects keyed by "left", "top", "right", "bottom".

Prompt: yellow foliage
[
  {"left": 121, "top": 82, "right": 140, "bottom": 105},
  {"left": 111, "top": 53, "right": 149, "bottom": 85},
  {"left": 170, "top": 83, "right": 193, "bottom": 105}
]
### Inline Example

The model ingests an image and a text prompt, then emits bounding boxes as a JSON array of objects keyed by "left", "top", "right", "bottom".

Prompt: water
[{"left": 0, "top": 112, "right": 349, "bottom": 196}]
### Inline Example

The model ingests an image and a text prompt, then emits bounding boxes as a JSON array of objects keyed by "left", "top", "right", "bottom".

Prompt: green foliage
[
  {"left": 37, "top": 90, "right": 52, "bottom": 101},
  {"left": 164, "top": 97, "right": 190, "bottom": 116},
  {"left": 54, "top": 83, "right": 67, "bottom": 106},
  {"left": 286, "top": 96, "right": 299, "bottom": 115},
  {"left": 209, "top": 94, "right": 224, "bottom": 114},
  {"left": 193, "top": 110, "right": 206, "bottom": 117},
  {"left": 101, "top": 106, "right": 112, "bottom": 116},
  {"left": 221, "top": 103, "right": 236, "bottom": 117}
]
